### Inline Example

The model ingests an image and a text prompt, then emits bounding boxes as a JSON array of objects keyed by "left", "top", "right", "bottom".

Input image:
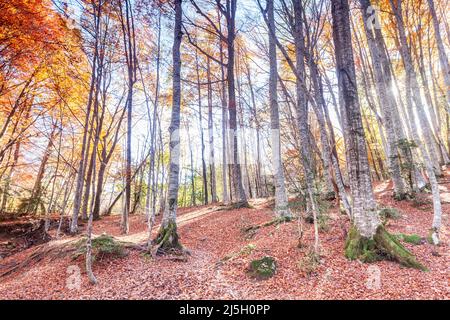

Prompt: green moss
[
  {"left": 395, "top": 233, "right": 422, "bottom": 245},
  {"left": 344, "top": 226, "right": 380, "bottom": 262},
  {"left": 345, "top": 225, "right": 427, "bottom": 271},
  {"left": 73, "top": 234, "right": 127, "bottom": 262},
  {"left": 249, "top": 256, "right": 276, "bottom": 279},
  {"left": 374, "top": 226, "right": 427, "bottom": 271},
  {"left": 154, "top": 221, "right": 183, "bottom": 254}
]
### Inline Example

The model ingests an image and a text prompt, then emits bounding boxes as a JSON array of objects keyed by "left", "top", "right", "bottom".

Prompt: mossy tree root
[
  {"left": 345, "top": 225, "right": 427, "bottom": 271},
  {"left": 393, "top": 191, "right": 413, "bottom": 201},
  {"left": 154, "top": 221, "right": 183, "bottom": 255},
  {"left": 243, "top": 216, "right": 293, "bottom": 233}
]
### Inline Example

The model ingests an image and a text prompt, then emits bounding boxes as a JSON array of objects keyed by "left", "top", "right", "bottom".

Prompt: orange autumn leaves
[{"left": 1, "top": 0, "right": 64, "bottom": 74}]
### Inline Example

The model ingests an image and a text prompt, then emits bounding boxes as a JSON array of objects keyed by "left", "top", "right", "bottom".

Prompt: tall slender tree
[
  {"left": 154, "top": 0, "right": 183, "bottom": 252},
  {"left": 119, "top": 0, "right": 137, "bottom": 234},
  {"left": 267, "top": 0, "right": 291, "bottom": 219},
  {"left": 70, "top": 0, "right": 103, "bottom": 234}
]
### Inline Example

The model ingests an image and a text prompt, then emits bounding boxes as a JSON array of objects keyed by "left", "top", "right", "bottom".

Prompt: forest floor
[{"left": 0, "top": 173, "right": 449, "bottom": 299}]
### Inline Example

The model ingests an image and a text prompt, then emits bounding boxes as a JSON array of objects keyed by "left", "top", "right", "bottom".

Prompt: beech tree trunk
[
  {"left": 218, "top": 16, "right": 229, "bottom": 205},
  {"left": 427, "top": 0, "right": 450, "bottom": 109},
  {"left": 121, "top": 0, "right": 137, "bottom": 235},
  {"left": 332, "top": 0, "right": 379, "bottom": 238},
  {"left": 292, "top": 0, "right": 319, "bottom": 253},
  {"left": 206, "top": 57, "right": 217, "bottom": 202},
  {"left": 333, "top": 0, "right": 426, "bottom": 269},
  {"left": 225, "top": 0, "right": 248, "bottom": 205},
  {"left": 195, "top": 49, "right": 208, "bottom": 204},
  {"left": 267, "top": 0, "right": 291, "bottom": 218},
  {"left": 155, "top": 0, "right": 183, "bottom": 253}
]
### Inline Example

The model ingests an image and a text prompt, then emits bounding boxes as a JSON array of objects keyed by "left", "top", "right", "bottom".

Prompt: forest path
[
  {"left": 113, "top": 204, "right": 223, "bottom": 244},
  {"left": 113, "top": 198, "right": 271, "bottom": 244}
]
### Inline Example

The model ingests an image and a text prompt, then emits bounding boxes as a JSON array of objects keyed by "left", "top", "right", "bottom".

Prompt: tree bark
[
  {"left": 267, "top": 0, "right": 291, "bottom": 218},
  {"left": 155, "top": 0, "right": 183, "bottom": 253},
  {"left": 333, "top": 0, "right": 425, "bottom": 269},
  {"left": 225, "top": 0, "right": 248, "bottom": 205},
  {"left": 206, "top": 57, "right": 217, "bottom": 202},
  {"left": 427, "top": 0, "right": 450, "bottom": 109},
  {"left": 70, "top": 1, "right": 102, "bottom": 233},
  {"left": 195, "top": 49, "right": 208, "bottom": 205}
]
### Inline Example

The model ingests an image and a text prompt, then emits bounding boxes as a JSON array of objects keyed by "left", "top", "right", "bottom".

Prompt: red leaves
[{"left": 0, "top": 184, "right": 448, "bottom": 299}]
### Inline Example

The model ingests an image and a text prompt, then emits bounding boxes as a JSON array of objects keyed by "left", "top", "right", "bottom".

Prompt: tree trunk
[
  {"left": 206, "top": 57, "right": 217, "bottom": 202},
  {"left": 70, "top": 2, "right": 103, "bottom": 233},
  {"left": 28, "top": 123, "right": 58, "bottom": 214},
  {"left": 390, "top": 0, "right": 442, "bottom": 243},
  {"left": 332, "top": 0, "right": 425, "bottom": 269},
  {"left": 218, "top": 14, "right": 229, "bottom": 205},
  {"left": 427, "top": 0, "right": 450, "bottom": 109},
  {"left": 120, "top": 0, "right": 137, "bottom": 235},
  {"left": 154, "top": 0, "right": 183, "bottom": 253},
  {"left": 292, "top": 0, "right": 319, "bottom": 253},
  {"left": 195, "top": 49, "right": 208, "bottom": 205},
  {"left": 225, "top": 0, "right": 248, "bottom": 206},
  {"left": 267, "top": 0, "right": 291, "bottom": 219}
]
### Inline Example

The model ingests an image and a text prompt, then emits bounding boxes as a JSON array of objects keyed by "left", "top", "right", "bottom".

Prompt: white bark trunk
[
  {"left": 267, "top": 0, "right": 291, "bottom": 218},
  {"left": 162, "top": 0, "right": 183, "bottom": 228}
]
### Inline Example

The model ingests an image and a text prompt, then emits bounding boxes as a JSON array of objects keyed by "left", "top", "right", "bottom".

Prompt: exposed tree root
[
  {"left": 216, "top": 201, "right": 254, "bottom": 212},
  {"left": 216, "top": 244, "right": 256, "bottom": 267},
  {"left": 345, "top": 225, "right": 427, "bottom": 271},
  {"left": 395, "top": 233, "right": 423, "bottom": 245},
  {"left": 242, "top": 216, "right": 293, "bottom": 234},
  {"left": 154, "top": 221, "right": 184, "bottom": 255},
  {"left": 229, "top": 201, "right": 252, "bottom": 210},
  {"left": 0, "top": 240, "right": 77, "bottom": 278},
  {"left": 393, "top": 191, "right": 413, "bottom": 201},
  {"left": 0, "top": 219, "right": 51, "bottom": 258}
]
